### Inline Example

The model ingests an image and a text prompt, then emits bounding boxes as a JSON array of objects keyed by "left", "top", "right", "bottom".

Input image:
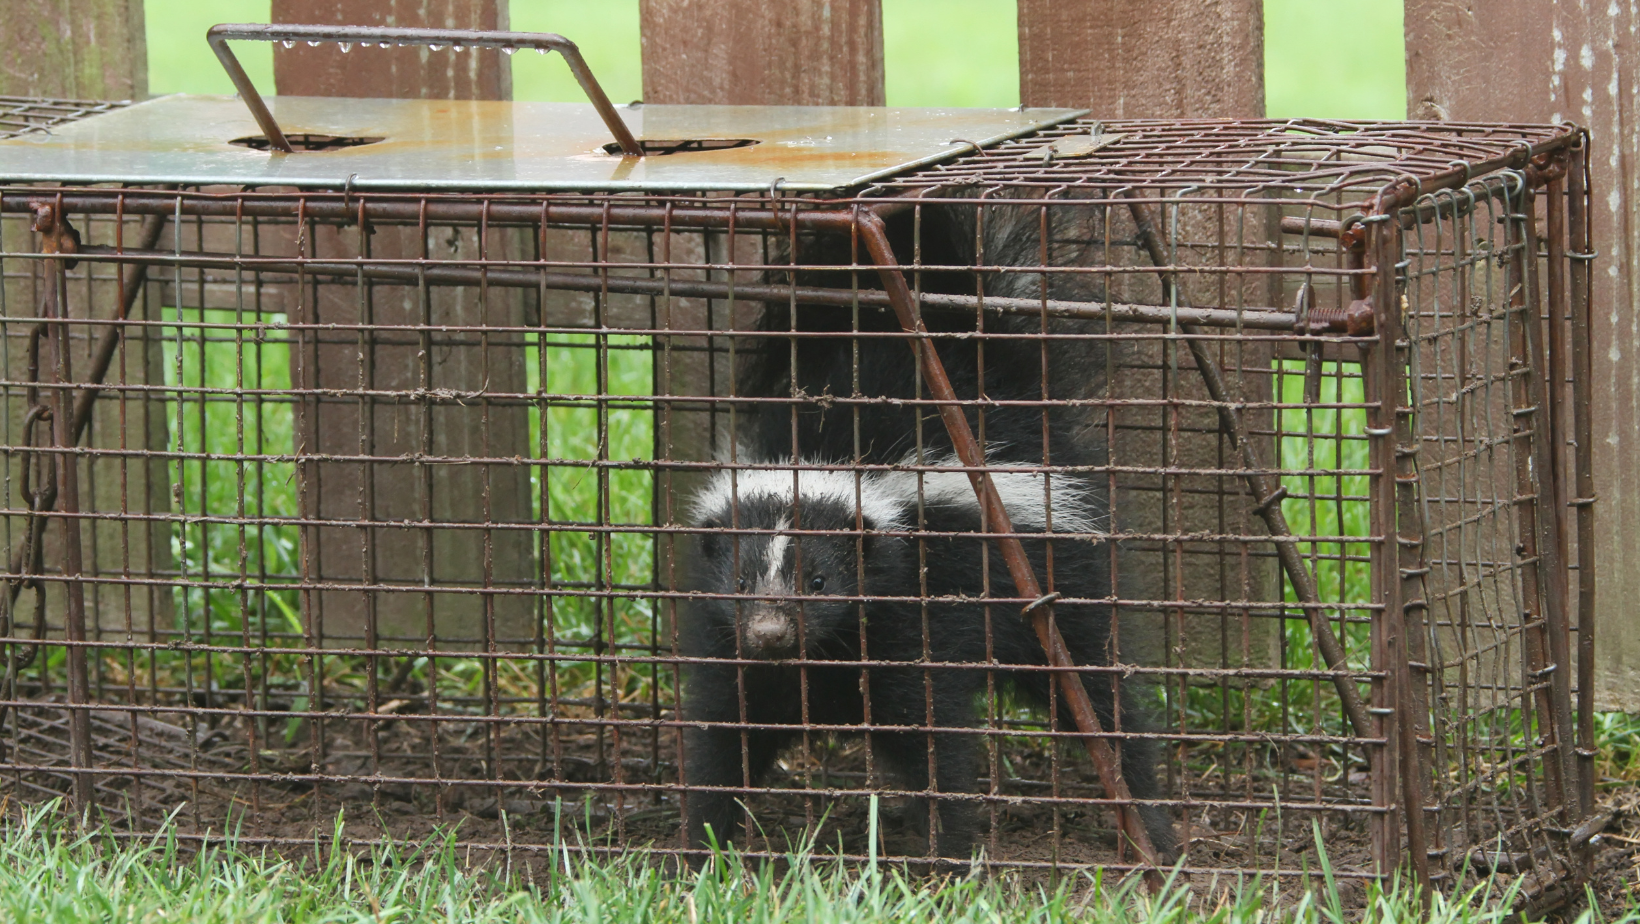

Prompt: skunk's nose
[{"left": 742, "top": 610, "right": 798, "bottom": 657}]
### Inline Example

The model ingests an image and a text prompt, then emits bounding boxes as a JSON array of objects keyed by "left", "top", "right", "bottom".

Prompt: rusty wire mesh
[
  {"left": 0, "top": 114, "right": 1596, "bottom": 906},
  {"left": 0, "top": 96, "right": 128, "bottom": 141}
]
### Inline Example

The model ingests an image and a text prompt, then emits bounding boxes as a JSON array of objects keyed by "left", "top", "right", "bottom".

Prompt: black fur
[{"left": 679, "top": 203, "right": 1177, "bottom": 863}]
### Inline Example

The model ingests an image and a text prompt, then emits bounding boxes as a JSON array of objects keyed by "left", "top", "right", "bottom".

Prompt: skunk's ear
[
  {"left": 858, "top": 521, "right": 904, "bottom": 560},
  {"left": 696, "top": 516, "right": 724, "bottom": 557}
]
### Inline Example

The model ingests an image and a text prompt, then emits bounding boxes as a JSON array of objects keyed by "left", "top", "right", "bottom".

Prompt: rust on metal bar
[
  {"left": 1504, "top": 180, "right": 1571, "bottom": 823},
  {"left": 1370, "top": 204, "right": 1430, "bottom": 899},
  {"left": 1567, "top": 136, "right": 1597, "bottom": 825},
  {"left": 66, "top": 243, "right": 1359, "bottom": 334},
  {"left": 32, "top": 203, "right": 94, "bottom": 813},
  {"left": 4, "top": 211, "right": 166, "bottom": 617},
  {"left": 1538, "top": 162, "right": 1585, "bottom": 839},
  {"left": 1520, "top": 181, "right": 1581, "bottom": 821},
  {"left": 28, "top": 202, "right": 80, "bottom": 268}
]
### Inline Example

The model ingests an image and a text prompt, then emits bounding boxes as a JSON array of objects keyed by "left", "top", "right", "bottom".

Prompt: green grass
[
  {"left": 5, "top": 801, "right": 1623, "bottom": 924},
  {"left": 1599, "top": 711, "right": 1640, "bottom": 783},
  {"left": 884, "top": 1, "right": 1018, "bottom": 107},
  {"left": 144, "top": 0, "right": 274, "bottom": 97},
  {"left": 150, "top": 316, "right": 658, "bottom": 715},
  {"left": 508, "top": 2, "right": 642, "bottom": 105},
  {"left": 1176, "top": 360, "right": 1374, "bottom": 751},
  {"left": 534, "top": 332, "right": 657, "bottom": 706},
  {"left": 160, "top": 308, "right": 301, "bottom": 642},
  {"left": 1263, "top": 1, "right": 1406, "bottom": 120}
]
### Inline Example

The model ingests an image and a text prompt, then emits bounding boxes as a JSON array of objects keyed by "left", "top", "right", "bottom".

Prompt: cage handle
[{"left": 206, "top": 23, "right": 642, "bottom": 157}]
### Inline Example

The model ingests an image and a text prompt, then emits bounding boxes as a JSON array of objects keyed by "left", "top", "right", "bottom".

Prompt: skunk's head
[
  {"left": 684, "top": 454, "right": 1105, "bottom": 658},
  {"left": 687, "top": 466, "right": 906, "bottom": 659}
]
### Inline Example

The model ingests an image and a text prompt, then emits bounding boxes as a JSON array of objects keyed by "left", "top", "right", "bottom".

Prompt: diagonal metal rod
[
  {"left": 852, "top": 209, "right": 1167, "bottom": 887},
  {"left": 1123, "top": 196, "right": 1373, "bottom": 742}
]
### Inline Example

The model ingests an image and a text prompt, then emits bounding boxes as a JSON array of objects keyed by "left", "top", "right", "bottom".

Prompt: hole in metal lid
[
  {"left": 601, "top": 138, "right": 760, "bottom": 156},
  {"left": 229, "top": 133, "right": 386, "bottom": 152}
]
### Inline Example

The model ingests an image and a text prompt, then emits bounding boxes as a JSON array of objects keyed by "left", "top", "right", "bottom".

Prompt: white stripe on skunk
[{"left": 690, "top": 452, "right": 1106, "bottom": 535}]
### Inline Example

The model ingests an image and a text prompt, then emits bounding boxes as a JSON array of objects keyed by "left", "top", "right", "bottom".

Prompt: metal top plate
[{"left": 0, "top": 95, "right": 1084, "bottom": 193}]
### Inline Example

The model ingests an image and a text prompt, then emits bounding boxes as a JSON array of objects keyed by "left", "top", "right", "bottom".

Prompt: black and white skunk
[{"left": 678, "top": 202, "right": 1177, "bottom": 862}]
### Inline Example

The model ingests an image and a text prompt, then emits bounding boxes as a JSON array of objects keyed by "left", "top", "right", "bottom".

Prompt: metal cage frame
[{"left": 0, "top": 102, "right": 1597, "bottom": 908}]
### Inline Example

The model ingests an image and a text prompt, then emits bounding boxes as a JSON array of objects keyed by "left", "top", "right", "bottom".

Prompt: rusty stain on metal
[
  {"left": 27, "top": 202, "right": 80, "bottom": 269},
  {"left": 0, "top": 95, "right": 1084, "bottom": 192},
  {"left": 1031, "top": 131, "right": 1125, "bottom": 160}
]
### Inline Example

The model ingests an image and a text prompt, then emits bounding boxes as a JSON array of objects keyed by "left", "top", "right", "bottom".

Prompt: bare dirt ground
[{"left": 2, "top": 701, "right": 1634, "bottom": 916}]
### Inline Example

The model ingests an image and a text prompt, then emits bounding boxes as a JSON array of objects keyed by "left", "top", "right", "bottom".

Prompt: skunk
[{"left": 678, "top": 202, "right": 1177, "bottom": 862}]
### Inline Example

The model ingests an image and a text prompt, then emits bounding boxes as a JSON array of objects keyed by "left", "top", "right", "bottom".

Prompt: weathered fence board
[
  {"left": 1406, "top": 0, "right": 1638, "bottom": 710},
  {"left": 0, "top": 0, "right": 147, "bottom": 101},
  {"left": 270, "top": 0, "right": 533, "bottom": 647},
  {"left": 271, "top": 0, "right": 509, "bottom": 100},
  {"left": 639, "top": 0, "right": 884, "bottom": 106},
  {"left": 1016, "top": 0, "right": 1264, "bottom": 117},
  {"left": 1016, "top": 0, "right": 1277, "bottom": 676},
  {"left": 1, "top": 0, "right": 171, "bottom": 642}
]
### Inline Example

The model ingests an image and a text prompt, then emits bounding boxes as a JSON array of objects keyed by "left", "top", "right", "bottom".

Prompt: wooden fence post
[
  {"left": 633, "top": 0, "right": 887, "bottom": 494},
  {"left": 0, "top": 0, "right": 147, "bottom": 101},
  {"left": 634, "top": 0, "right": 887, "bottom": 482},
  {"left": 1016, "top": 0, "right": 1263, "bottom": 117},
  {"left": 1405, "top": 1, "right": 1638, "bottom": 711},
  {"left": 639, "top": 0, "right": 883, "bottom": 106},
  {"left": 270, "top": 0, "right": 534, "bottom": 650},
  {"left": 1015, "top": 1, "right": 1279, "bottom": 681},
  {"left": 1, "top": 0, "right": 173, "bottom": 646},
  {"left": 637, "top": 0, "right": 885, "bottom": 850},
  {"left": 272, "top": 0, "right": 508, "bottom": 100}
]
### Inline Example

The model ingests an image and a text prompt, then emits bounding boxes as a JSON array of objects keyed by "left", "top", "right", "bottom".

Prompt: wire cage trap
[{"left": 0, "top": 24, "right": 1600, "bottom": 908}]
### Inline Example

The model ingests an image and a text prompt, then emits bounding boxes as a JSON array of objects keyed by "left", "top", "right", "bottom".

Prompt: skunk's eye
[
  {"left": 737, "top": 578, "right": 748, "bottom": 593},
  {"left": 809, "top": 575, "right": 826, "bottom": 592}
]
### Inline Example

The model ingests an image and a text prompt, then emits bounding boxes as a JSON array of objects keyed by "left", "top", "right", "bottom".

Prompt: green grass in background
[
  {"left": 884, "top": 0, "right": 1018, "bottom": 107},
  {"left": 144, "top": 0, "right": 273, "bottom": 97},
  {"left": 142, "top": 0, "right": 1404, "bottom": 117},
  {"left": 509, "top": 1, "right": 642, "bottom": 104},
  {"left": 1263, "top": 0, "right": 1406, "bottom": 119}
]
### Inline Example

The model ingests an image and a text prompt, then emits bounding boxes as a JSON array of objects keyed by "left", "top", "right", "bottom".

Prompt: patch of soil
[
  {"left": 1579, "top": 787, "right": 1640, "bottom": 915},
  {"left": 3, "top": 699, "right": 1622, "bottom": 916}
]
